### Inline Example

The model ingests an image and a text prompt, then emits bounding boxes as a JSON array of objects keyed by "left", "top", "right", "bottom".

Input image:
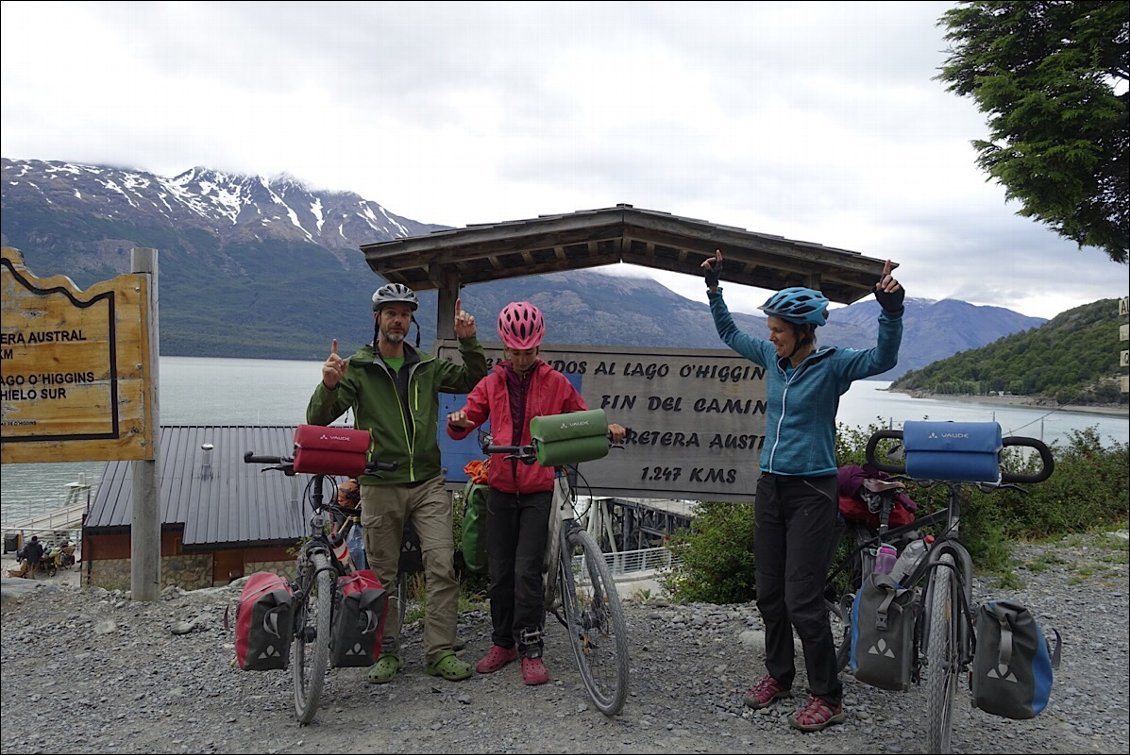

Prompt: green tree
[{"left": 936, "top": 1, "right": 1129, "bottom": 264}]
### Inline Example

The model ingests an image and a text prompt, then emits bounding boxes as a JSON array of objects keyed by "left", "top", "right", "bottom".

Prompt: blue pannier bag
[
  {"left": 972, "top": 600, "right": 1061, "bottom": 719},
  {"left": 903, "top": 421, "right": 1002, "bottom": 483}
]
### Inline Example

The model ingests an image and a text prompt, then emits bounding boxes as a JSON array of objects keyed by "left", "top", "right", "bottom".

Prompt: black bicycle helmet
[
  {"left": 371, "top": 282, "right": 419, "bottom": 312},
  {"left": 758, "top": 286, "right": 830, "bottom": 326}
]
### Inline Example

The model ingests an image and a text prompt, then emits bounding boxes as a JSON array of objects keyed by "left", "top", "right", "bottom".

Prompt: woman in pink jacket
[{"left": 447, "top": 301, "right": 624, "bottom": 686}]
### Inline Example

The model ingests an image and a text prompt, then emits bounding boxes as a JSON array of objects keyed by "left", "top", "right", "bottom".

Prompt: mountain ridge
[{"left": 1, "top": 157, "right": 1047, "bottom": 380}]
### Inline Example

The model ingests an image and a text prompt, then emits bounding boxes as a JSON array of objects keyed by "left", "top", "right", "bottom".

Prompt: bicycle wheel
[
  {"left": 559, "top": 527, "right": 629, "bottom": 716},
  {"left": 925, "top": 552, "right": 958, "bottom": 754},
  {"left": 293, "top": 553, "right": 333, "bottom": 725}
]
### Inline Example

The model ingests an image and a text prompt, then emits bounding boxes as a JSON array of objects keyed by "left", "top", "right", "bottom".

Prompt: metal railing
[
  {"left": 573, "top": 545, "right": 680, "bottom": 582},
  {"left": 7, "top": 501, "right": 87, "bottom": 534}
]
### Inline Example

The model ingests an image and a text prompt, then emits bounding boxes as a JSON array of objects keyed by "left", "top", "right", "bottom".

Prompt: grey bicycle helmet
[
  {"left": 372, "top": 282, "right": 419, "bottom": 311},
  {"left": 758, "top": 286, "right": 830, "bottom": 326}
]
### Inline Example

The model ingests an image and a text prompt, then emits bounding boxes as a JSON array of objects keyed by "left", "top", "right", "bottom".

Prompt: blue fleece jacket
[{"left": 709, "top": 289, "right": 903, "bottom": 476}]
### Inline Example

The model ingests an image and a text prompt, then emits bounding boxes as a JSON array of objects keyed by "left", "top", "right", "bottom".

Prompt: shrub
[
  {"left": 662, "top": 424, "right": 1129, "bottom": 605},
  {"left": 661, "top": 500, "right": 756, "bottom": 604}
]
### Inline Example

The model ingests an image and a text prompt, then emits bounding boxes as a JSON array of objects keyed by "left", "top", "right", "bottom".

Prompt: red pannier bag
[
  {"left": 292, "top": 424, "right": 371, "bottom": 477},
  {"left": 330, "top": 568, "right": 389, "bottom": 667},
  {"left": 234, "top": 572, "right": 295, "bottom": 670}
]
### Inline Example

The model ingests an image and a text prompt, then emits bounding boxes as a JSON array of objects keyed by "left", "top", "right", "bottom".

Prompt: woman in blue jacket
[{"left": 701, "top": 249, "right": 904, "bottom": 732}]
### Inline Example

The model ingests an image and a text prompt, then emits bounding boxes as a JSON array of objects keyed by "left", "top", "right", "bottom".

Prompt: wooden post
[
  {"left": 130, "top": 248, "right": 161, "bottom": 600},
  {"left": 435, "top": 267, "right": 460, "bottom": 342}
]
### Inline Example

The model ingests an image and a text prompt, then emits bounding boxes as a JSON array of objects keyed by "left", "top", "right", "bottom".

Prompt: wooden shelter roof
[{"left": 360, "top": 204, "right": 892, "bottom": 304}]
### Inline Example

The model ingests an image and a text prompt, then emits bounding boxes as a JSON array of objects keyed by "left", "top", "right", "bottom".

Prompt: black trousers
[
  {"left": 754, "top": 472, "right": 843, "bottom": 704},
  {"left": 485, "top": 488, "right": 552, "bottom": 657}
]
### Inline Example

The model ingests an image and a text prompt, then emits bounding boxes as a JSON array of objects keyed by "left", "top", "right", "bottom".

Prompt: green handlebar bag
[{"left": 529, "top": 409, "right": 610, "bottom": 467}]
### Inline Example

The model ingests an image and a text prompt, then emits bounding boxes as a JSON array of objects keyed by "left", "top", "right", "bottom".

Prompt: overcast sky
[{"left": 2, "top": 1, "right": 1126, "bottom": 320}]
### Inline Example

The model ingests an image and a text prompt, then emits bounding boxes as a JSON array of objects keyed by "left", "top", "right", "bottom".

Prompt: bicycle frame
[
  {"left": 478, "top": 430, "right": 630, "bottom": 716},
  {"left": 857, "top": 427, "right": 1054, "bottom": 754},
  {"left": 243, "top": 450, "right": 396, "bottom": 725}
]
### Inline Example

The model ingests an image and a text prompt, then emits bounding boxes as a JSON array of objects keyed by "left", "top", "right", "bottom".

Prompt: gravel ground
[{"left": 1, "top": 531, "right": 1126, "bottom": 755}]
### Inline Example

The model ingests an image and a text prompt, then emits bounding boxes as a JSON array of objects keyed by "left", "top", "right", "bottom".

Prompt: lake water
[{"left": 2, "top": 356, "right": 1126, "bottom": 530}]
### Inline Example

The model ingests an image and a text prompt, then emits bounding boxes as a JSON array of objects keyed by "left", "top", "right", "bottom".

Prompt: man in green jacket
[{"left": 307, "top": 282, "right": 487, "bottom": 684}]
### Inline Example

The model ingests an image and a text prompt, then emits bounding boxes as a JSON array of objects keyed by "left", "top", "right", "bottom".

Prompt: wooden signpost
[
  {"left": 3, "top": 245, "right": 161, "bottom": 602},
  {"left": 1, "top": 247, "right": 154, "bottom": 462}
]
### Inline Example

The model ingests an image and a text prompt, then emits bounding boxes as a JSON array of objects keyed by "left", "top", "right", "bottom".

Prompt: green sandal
[
  {"left": 367, "top": 654, "right": 400, "bottom": 684},
  {"left": 426, "top": 652, "right": 472, "bottom": 681}
]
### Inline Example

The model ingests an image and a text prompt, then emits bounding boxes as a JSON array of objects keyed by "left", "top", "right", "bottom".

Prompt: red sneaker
[
  {"left": 742, "top": 674, "right": 792, "bottom": 709},
  {"left": 475, "top": 645, "right": 518, "bottom": 674},
  {"left": 789, "top": 695, "right": 846, "bottom": 732},
  {"left": 520, "top": 656, "right": 549, "bottom": 686}
]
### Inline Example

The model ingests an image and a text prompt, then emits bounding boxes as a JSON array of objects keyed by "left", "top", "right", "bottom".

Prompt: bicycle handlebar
[
  {"left": 481, "top": 441, "right": 539, "bottom": 464},
  {"left": 863, "top": 429, "right": 905, "bottom": 476},
  {"left": 241, "top": 451, "right": 398, "bottom": 474},
  {"left": 864, "top": 429, "right": 1054, "bottom": 484},
  {"left": 477, "top": 430, "right": 625, "bottom": 465},
  {"left": 1000, "top": 435, "right": 1055, "bottom": 483}
]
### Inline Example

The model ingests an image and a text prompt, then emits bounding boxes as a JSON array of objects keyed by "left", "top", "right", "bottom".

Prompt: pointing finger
[
  {"left": 882, "top": 259, "right": 892, "bottom": 277},
  {"left": 455, "top": 297, "right": 462, "bottom": 314},
  {"left": 331, "top": 338, "right": 338, "bottom": 356}
]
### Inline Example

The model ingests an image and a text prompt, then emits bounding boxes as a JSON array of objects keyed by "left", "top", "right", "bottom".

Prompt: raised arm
[{"left": 873, "top": 259, "right": 905, "bottom": 315}]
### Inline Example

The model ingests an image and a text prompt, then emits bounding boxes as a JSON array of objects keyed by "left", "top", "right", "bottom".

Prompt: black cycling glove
[
  {"left": 704, "top": 257, "right": 723, "bottom": 289},
  {"left": 875, "top": 285, "right": 905, "bottom": 313}
]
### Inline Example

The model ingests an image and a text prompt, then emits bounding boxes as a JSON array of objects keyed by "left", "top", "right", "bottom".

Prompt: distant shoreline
[{"left": 890, "top": 388, "right": 1129, "bottom": 418}]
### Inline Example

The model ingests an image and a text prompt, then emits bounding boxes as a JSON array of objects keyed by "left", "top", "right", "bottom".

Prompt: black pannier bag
[
  {"left": 849, "top": 572, "right": 919, "bottom": 691},
  {"left": 330, "top": 568, "right": 388, "bottom": 667}
]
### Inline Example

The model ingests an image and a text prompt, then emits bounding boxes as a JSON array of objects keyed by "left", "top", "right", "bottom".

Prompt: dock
[{"left": 2, "top": 477, "right": 89, "bottom": 553}]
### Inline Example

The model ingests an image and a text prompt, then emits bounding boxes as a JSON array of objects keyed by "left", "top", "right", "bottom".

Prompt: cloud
[{"left": 2, "top": 0, "right": 1125, "bottom": 319}]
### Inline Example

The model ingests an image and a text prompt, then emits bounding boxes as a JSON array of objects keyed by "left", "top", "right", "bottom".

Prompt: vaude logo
[
  {"left": 927, "top": 432, "right": 970, "bottom": 439},
  {"left": 320, "top": 433, "right": 354, "bottom": 442},
  {"left": 986, "top": 663, "right": 1018, "bottom": 683}
]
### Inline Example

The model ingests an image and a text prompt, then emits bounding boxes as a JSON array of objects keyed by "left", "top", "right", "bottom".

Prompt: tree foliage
[
  {"left": 891, "top": 297, "right": 1127, "bottom": 403},
  {"left": 936, "top": 1, "right": 1129, "bottom": 264}
]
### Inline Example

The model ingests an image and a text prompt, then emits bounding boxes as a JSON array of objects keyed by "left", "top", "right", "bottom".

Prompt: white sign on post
[{"left": 437, "top": 341, "right": 767, "bottom": 501}]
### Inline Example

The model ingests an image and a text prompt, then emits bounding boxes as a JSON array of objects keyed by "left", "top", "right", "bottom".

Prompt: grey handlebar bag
[
  {"left": 971, "top": 600, "right": 1061, "bottom": 719},
  {"left": 849, "top": 572, "right": 919, "bottom": 691}
]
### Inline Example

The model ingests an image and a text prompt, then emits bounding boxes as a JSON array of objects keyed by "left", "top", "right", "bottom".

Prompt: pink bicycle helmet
[{"left": 498, "top": 301, "right": 545, "bottom": 350}]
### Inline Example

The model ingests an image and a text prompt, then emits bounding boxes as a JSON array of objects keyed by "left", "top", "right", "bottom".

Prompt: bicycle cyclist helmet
[
  {"left": 497, "top": 301, "right": 545, "bottom": 350},
  {"left": 371, "top": 282, "right": 419, "bottom": 311},
  {"left": 758, "top": 286, "right": 830, "bottom": 326}
]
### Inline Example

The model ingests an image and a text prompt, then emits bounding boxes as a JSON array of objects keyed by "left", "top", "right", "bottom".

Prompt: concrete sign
[{"left": 437, "top": 340, "right": 767, "bottom": 501}]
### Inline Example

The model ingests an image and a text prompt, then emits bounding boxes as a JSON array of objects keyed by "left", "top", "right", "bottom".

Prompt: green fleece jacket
[{"left": 306, "top": 338, "right": 487, "bottom": 485}]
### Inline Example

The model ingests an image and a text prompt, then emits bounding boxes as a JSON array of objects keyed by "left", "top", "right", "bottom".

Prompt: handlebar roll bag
[
  {"left": 529, "top": 409, "right": 609, "bottom": 466},
  {"left": 903, "top": 421, "right": 1002, "bottom": 483},
  {"left": 293, "top": 425, "right": 371, "bottom": 477}
]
